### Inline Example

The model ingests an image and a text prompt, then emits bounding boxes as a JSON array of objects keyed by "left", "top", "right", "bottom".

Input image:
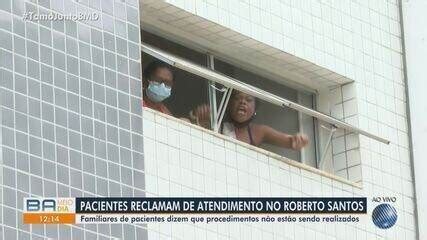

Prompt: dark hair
[
  {"left": 230, "top": 90, "right": 259, "bottom": 110},
  {"left": 143, "top": 60, "right": 174, "bottom": 81},
  {"left": 221, "top": 90, "right": 259, "bottom": 129},
  {"left": 226, "top": 90, "right": 259, "bottom": 118}
]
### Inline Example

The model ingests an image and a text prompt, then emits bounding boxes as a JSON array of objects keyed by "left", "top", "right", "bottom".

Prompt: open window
[
  {"left": 140, "top": 31, "right": 390, "bottom": 180},
  {"left": 141, "top": 31, "right": 318, "bottom": 164}
]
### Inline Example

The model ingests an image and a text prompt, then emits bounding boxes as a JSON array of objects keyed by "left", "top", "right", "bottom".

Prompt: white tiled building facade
[
  {"left": 141, "top": 0, "right": 421, "bottom": 240},
  {"left": 1, "top": 0, "right": 425, "bottom": 240},
  {"left": 0, "top": 0, "right": 146, "bottom": 239}
]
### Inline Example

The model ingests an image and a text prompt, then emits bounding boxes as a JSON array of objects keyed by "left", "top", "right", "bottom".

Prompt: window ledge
[{"left": 143, "top": 107, "right": 362, "bottom": 189}]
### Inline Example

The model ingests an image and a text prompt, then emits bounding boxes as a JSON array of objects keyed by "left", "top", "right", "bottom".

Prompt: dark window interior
[{"left": 142, "top": 31, "right": 209, "bottom": 119}]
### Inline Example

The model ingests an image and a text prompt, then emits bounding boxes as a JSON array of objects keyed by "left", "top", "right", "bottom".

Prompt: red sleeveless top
[{"left": 142, "top": 96, "right": 172, "bottom": 115}]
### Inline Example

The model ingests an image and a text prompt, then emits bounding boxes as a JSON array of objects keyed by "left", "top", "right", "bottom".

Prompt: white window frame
[{"left": 142, "top": 43, "right": 390, "bottom": 146}]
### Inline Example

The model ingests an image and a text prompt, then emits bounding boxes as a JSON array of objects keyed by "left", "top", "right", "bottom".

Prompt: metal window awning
[{"left": 141, "top": 43, "right": 390, "bottom": 145}]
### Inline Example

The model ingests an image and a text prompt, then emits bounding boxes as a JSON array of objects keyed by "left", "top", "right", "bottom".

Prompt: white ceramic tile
[
  {"left": 167, "top": 128, "right": 180, "bottom": 146},
  {"left": 343, "top": 98, "right": 358, "bottom": 117},
  {"left": 143, "top": 119, "right": 156, "bottom": 139},
  {"left": 333, "top": 152, "right": 347, "bottom": 171},
  {"left": 190, "top": 135, "right": 203, "bottom": 156},
  {"left": 332, "top": 136, "right": 346, "bottom": 154},
  {"left": 179, "top": 132, "right": 192, "bottom": 152}
]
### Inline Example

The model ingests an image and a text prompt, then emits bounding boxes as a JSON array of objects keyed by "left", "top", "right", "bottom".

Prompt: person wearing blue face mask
[
  {"left": 142, "top": 60, "right": 174, "bottom": 115},
  {"left": 142, "top": 60, "right": 212, "bottom": 127}
]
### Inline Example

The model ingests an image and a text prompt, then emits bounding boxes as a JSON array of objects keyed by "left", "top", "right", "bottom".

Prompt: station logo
[
  {"left": 371, "top": 197, "right": 398, "bottom": 229},
  {"left": 23, "top": 198, "right": 76, "bottom": 224},
  {"left": 25, "top": 198, "right": 74, "bottom": 213}
]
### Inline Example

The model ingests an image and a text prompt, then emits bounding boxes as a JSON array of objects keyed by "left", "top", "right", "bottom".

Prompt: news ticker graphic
[{"left": 23, "top": 197, "right": 367, "bottom": 224}]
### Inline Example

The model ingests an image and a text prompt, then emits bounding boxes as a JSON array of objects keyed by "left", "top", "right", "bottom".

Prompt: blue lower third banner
[{"left": 24, "top": 197, "right": 367, "bottom": 224}]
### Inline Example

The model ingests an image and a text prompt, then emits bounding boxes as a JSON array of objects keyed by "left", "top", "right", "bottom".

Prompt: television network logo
[
  {"left": 371, "top": 197, "right": 398, "bottom": 229},
  {"left": 23, "top": 198, "right": 76, "bottom": 224}
]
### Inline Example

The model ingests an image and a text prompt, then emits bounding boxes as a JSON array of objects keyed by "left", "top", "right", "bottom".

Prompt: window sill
[{"left": 143, "top": 107, "right": 362, "bottom": 189}]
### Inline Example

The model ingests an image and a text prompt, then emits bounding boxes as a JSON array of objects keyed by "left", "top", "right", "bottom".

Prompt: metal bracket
[
  {"left": 318, "top": 124, "right": 337, "bottom": 170},
  {"left": 210, "top": 83, "right": 227, "bottom": 92},
  {"left": 214, "top": 87, "right": 233, "bottom": 132},
  {"left": 207, "top": 54, "right": 218, "bottom": 131}
]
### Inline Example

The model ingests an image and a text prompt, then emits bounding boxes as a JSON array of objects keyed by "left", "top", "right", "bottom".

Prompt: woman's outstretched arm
[{"left": 259, "top": 125, "right": 309, "bottom": 150}]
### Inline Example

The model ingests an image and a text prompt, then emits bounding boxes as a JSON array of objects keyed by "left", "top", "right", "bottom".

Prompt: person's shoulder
[
  {"left": 160, "top": 104, "right": 172, "bottom": 115},
  {"left": 250, "top": 124, "right": 274, "bottom": 143},
  {"left": 251, "top": 124, "right": 273, "bottom": 135},
  {"left": 252, "top": 123, "right": 271, "bottom": 131}
]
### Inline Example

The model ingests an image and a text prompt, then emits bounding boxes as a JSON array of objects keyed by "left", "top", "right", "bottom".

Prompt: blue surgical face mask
[{"left": 146, "top": 81, "right": 171, "bottom": 102}]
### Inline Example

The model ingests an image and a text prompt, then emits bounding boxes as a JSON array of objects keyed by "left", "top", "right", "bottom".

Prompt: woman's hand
[
  {"left": 290, "top": 133, "right": 309, "bottom": 150},
  {"left": 190, "top": 104, "right": 211, "bottom": 129}
]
